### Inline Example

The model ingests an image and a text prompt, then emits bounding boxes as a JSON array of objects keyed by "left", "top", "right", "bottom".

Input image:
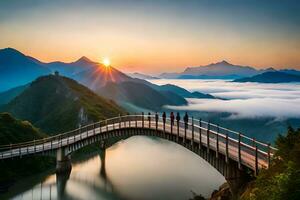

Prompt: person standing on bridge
[
  {"left": 170, "top": 112, "right": 175, "bottom": 134},
  {"left": 176, "top": 112, "right": 180, "bottom": 124},
  {"left": 184, "top": 112, "right": 189, "bottom": 141},
  {"left": 148, "top": 112, "right": 151, "bottom": 128},
  {"left": 162, "top": 112, "right": 166, "bottom": 131},
  {"left": 184, "top": 112, "right": 189, "bottom": 128},
  {"left": 170, "top": 112, "right": 174, "bottom": 126},
  {"left": 155, "top": 112, "right": 159, "bottom": 130},
  {"left": 162, "top": 112, "right": 166, "bottom": 123}
]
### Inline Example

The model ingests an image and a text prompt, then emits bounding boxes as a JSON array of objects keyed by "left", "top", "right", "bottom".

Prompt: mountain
[
  {"left": 279, "top": 69, "right": 300, "bottom": 76},
  {"left": 41, "top": 56, "right": 99, "bottom": 77},
  {"left": 0, "top": 47, "right": 215, "bottom": 111},
  {"left": 159, "top": 60, "right": 281, "bottom": 79},
  {"left": 0, "top": 48, "right": 51, "bottom": 92},
  {"left": 97, "top": 81, "right": 187, "bottom": 111},
  {"left": 73, "top": 65, "right": 132, "bottom": 91},
  {"left": 128, "top": 72, "right": 159, "bottom": 80},
  {"left": 153, "top": 84, "right": 215, "bottom": 99},
  {"left": 2, "top": 74, "right": 125, "bottom": 134},
  {"left": 233, "top": 71, "right": 300, "bottom": 83},
  {"left": 0, "top": 84, "right": 28, "bottom": 105},
  {"left": 0, "top": 112, "right": 46, "bottom": 145}
]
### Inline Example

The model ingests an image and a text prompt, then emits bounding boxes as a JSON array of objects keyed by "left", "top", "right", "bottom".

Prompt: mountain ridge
[
  {"left": 233, "top": 71, "right": 300, "bottom": 83},
  {"left": 2, "top": 74, "right": 125, "bottom": 134}
]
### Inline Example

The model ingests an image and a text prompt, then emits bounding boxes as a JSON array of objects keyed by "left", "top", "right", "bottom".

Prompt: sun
[{"left": 102, "top": 58, "right": 111, "bottom": 67}]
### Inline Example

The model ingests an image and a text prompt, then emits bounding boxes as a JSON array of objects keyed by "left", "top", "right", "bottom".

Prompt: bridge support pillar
[
  {"left": 225, "top": 161, "right": 251, "bottom": 200},
  {"left": 56, "top": 166, "right": 71, "bottom": 199},
  {"left": 56, "top": 147, "right": 72, "bottom": 174}
]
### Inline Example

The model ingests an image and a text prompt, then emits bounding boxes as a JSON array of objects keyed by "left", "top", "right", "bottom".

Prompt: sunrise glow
[{"left": 103, "top": 58, "right": 111, "bottom": 67}]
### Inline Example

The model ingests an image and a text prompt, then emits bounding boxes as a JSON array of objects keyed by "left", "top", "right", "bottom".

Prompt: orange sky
[{"left": 0, "top": 0, "right": 299, "bottom": 74}]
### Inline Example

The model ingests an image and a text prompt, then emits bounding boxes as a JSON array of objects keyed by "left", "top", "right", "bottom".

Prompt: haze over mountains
[
  {"left": 234, "top": 71, "right": 300, "bottom": 83},
  {"left": 160, "top": 60, "right": 300, "bottom": 80},
  {"left": 0, "top": 48, "right": 50, "bottom": 91},
  {"left": 0, "top": 48, "right": 215, "bottom": 112}
]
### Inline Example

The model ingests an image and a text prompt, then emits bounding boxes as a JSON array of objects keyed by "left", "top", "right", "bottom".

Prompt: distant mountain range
[
  {"left": 159, "top": 60, "right": 300, "bottom": 80},
  {"left": 233, "top": 71, "right": 300, "bottom": 83},
  {"left": 0, "top": 48, "right": 215, "bottom": 112},
  {"left": 0, "top": 48, "right": 50, "bottom": 91},
  {"left": 127, "top": 72, "right": 159, "bottom": 80}
]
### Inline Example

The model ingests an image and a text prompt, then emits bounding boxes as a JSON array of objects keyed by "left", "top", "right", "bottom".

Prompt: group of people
[{"left": 146, "top": 111, "right": 189, "bottom": 127}]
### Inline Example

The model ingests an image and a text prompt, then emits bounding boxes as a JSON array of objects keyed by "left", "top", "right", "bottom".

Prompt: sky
[{"left": 0, "top": 0, "right": 300, "bottom": 74}]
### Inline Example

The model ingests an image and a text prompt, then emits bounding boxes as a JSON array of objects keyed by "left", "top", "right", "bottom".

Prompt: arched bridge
[{"left": 0, "top": 114, "right": 277, "bottom": 198}]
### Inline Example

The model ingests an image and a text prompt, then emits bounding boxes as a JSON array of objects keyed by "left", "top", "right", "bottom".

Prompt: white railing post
[
  {"left": 255, "top": 145, "right": 258, "bottom": 176},
  {"left": 142, "top": 112, "right": 144, "bottom": 128},
  {"left": 238, "top": 133, "right": 242, "bottom": 169},
  {"left": 93, "top": 123, "right": 95, "bottom": 136},
  {"left": 216, "top": 124, "right": 219, "bottom": 158},
  {"left": 225, "top": 133, "right": 229, "bottom": 163},
  {"left": 268, "top": 143, "right": 271, "bottom": 168},
  {"left": 135, "top": 114, "right": 137, "bottom": 128},
  {"left": 191, "top": 117, "right": 194, "bottom": 147},
  {"left": 207, "top": 121, "right": 210, "bottom": 154},
  {"left": 199, "top": 119, "right": 202, "bottom": 149},
  {"left": 106, "top": 120, "right": 108, "bottom": 132}
]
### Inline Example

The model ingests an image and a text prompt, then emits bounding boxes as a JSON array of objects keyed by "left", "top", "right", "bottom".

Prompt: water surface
[{"left": 9, "top": 136, "right": 225, "bottom": 200}]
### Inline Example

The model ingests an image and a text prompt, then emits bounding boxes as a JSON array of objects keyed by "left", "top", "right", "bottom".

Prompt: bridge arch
[{"left": 0, "top": 114, "right": 276, "bottom": 199}]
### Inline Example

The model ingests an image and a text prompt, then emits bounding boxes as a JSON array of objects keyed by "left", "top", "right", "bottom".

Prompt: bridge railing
[{"left": 0, "top": 113, "right": 277, "bottom": 172}]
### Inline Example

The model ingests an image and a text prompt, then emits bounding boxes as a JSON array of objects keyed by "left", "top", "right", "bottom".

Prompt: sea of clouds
[{"left": 149, "top": 79, "right": 300, "bottom": 119}]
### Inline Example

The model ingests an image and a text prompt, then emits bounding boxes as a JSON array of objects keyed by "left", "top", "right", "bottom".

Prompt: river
[{"left": 6, "top": 136, "right": 225, "bottom": 200}]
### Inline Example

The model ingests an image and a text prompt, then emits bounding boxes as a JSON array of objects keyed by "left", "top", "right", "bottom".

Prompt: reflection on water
[{"left": 10, "top": 136, "right": 225, "bottom": 200}]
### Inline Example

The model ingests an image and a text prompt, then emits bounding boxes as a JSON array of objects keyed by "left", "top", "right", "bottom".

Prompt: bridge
[{"left": 0, "top": 114, "right": 277, "bottom": 198}]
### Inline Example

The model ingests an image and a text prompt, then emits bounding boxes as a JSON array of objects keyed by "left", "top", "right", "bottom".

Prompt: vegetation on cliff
[
  {"left": 0, "top": 113, "right": 55, "bottom": 184},
  {"left": 241, "top": 127, "right": 300, "bottom": 200}
]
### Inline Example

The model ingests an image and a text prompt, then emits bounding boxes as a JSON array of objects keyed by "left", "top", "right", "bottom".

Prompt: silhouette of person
[
  {"left": 148, "top": 112, "right": 151, "bottom": 128},
  {"left": 184, "top": 112, "right": 189, "bottom": 129},
  {"left": 170, "top": 112, "right": 175, "bottom": 126},
  {"left": 162, "top": 112, "right": 166, "bottom": 124},
  {"left": 176, "top": 112, "right": 180, "bottom": 124},
  {"left": 155, "top": 112, "right": 159, "bottom": 124}
]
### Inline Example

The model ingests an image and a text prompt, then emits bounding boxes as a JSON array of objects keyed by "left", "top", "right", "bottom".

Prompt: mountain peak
[
  {"left": 216, "top": 60, "right": 231, "bottom": 65},
  {"left": 74, "top": 56, "right": 95, "bottom": 64},
  {"left": 0, "top": 47, "right": 25, "bottom": 56}
]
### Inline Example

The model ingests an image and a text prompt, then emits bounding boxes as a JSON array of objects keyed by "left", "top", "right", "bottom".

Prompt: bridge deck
[{"left": 0, "top": 115, "right": 276, "bottom": 173}]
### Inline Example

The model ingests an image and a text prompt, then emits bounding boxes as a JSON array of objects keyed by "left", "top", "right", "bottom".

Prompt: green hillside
[
  {"left": 0, "top": 84, "right": 28, "bottom": 105},
  {"left": 3, "top": 74, "right": 125, "bottom": 134},
  {"left": 0, "top": 113, "right": 54, "bottom": 184},
  {"left": 241, "top": 127, "right": 300, "bottom": 200},
  {"left": 0, "top": 112, "right": 46, "bottom": 145}
]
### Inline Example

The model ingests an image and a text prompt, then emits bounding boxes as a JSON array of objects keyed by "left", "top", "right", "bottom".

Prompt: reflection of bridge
[{"left": 0, "top": 114, "right": 276, "bottom": 198}]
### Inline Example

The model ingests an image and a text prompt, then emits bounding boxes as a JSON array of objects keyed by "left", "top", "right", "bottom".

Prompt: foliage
[
  {"left": 3, "top": 75, "right": 125, "bottom": 134},
  {"left": 0, "top": 113, "right": 55, "bottom": 183},
  {"left": 241, "top": 127, "right": 300, "bottom": 200},
  {"left": 0, "top": 112, "right": 46, "bottom": 145}
]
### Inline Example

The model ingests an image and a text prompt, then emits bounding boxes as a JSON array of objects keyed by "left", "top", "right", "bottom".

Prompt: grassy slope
[
  {"left": 3, "top": 75, "right": 125, "bottom": 134},
  {"left": 0, "top": 113, "right": 55, "bottom": 183}
]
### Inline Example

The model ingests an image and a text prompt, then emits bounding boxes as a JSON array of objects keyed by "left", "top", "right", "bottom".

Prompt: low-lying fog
[
  {"left": 149, "top": 79, "right": 300, "bottom": 142},
  {"left": 149, "top": 79, "right": 300, "bottom": 120}
]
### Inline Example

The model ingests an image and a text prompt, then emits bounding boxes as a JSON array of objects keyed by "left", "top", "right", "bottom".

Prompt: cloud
[
  {"left": 149, "top": 79, "right": 300, "bottom": 119},
  {"left": 166, "top": 98, "right": 300, "bottom": 119}
]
